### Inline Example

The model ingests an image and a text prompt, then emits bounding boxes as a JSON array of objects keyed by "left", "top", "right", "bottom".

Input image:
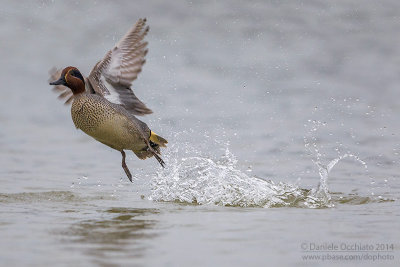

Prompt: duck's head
[{"left": 49, "top": 66, "right": 85, "bottom": 94}]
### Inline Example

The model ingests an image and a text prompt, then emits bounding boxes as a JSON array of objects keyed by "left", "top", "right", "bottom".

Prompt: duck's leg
[
  {"left": 121, "top": 150, "right": 132, "bottom": 182},
  {"left": 143, "top": 138, "right": 165, "bottom": 168}
]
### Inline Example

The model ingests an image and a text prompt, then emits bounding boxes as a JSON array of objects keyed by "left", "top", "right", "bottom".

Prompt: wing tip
[{"left": 140, "top": 107, "right": 153, "bottom": 115}]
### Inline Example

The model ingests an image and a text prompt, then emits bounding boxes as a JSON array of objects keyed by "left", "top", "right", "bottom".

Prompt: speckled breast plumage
[{"left": 71, "top": 94, "right": 147, "bottom": 151}]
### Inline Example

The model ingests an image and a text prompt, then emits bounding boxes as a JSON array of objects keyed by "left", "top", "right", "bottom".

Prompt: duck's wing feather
[
  {"left": 49, "top": 67, "right": 95, "bottom": 105},
  {"left": 87, "top": 18, "right": 152, "bottom": 115}
]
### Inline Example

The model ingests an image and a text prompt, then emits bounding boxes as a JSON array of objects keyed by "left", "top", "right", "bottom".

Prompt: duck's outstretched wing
[
  {"left": 87, "top": 18, "right": 152, "bottom": 115},
  {"left": 49, "top": 67, "right": 74, "bottom": 105}
]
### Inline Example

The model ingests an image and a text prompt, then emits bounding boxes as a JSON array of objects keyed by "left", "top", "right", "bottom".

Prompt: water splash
[
  {"left": 303, "top": 154, "right": 368, "bottom": 208},
  {"left": 303, "top": 119, "right": 370, "bottom": 207},
  {"left": 148, "top": 124, "right": 390, "bottom": 208},
  {"left": 150, "top": 150, "right": 304, "bottom": 208},
  {"left": 149, "top": 141, "right": 341, "bottom": 208}
]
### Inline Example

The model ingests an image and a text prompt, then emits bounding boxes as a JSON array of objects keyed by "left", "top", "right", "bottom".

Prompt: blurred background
[{"left": 0, "top": 1, "right": 399, "bottom": 266}]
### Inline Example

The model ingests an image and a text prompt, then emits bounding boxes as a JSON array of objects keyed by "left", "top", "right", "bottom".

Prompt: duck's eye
[{"left": 70, "top": 69, "right": 84, "bottom": 83}]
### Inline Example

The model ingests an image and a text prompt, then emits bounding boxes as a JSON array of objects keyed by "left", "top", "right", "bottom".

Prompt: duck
[{"left": 49, "top": 18, "right": 167, "bottom": 182}]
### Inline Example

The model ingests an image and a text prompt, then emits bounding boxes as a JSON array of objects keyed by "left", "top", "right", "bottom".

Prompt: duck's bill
[{"left": 49, "top": 77, "right": 66, "bottom": 86}]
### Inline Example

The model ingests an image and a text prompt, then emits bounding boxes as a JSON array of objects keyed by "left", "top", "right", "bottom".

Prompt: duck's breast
[{"left": 71, "top": 94, "right": 145, "bottom": 151}]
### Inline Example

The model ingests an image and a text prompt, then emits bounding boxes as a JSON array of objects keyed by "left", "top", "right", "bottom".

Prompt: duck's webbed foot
[
  {"left": 121, "top": 150, "right": 132, "bottom": 182},
  {"left": 153, "top": 153, "right": 165, "bottom": 168}
]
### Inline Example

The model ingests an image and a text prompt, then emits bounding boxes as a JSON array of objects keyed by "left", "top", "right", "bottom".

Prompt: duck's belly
[
  {"left": 71, "top": 97, "right": 146, "bottom": 151},
  {"left": 91, "top": 118, "right": 145, "bottom": 151}
]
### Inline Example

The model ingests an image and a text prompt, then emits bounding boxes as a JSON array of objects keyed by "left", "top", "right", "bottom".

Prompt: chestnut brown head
[{"left": 49, "top": 66, "right": 85, "bottom": 94}]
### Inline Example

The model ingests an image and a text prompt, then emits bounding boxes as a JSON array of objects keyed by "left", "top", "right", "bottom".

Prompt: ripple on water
[
  {"left": 0, "top": 191, "right": 115, "bottom": 204},
  {"left": 59, "top": 208, "right": 160, "bottom": 261},
  {"left": 0, "top": 191, "right": 80, "bottom": 203}
]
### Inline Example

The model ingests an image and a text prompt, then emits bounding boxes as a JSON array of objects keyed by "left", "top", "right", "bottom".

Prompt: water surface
[{"left": 0, "top": 0, "right": 399, "bottom": 266}]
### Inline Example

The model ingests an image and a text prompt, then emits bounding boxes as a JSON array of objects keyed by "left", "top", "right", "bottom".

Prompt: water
[{"left": 0, "top": 0, "right": 399, "bottom": 266}]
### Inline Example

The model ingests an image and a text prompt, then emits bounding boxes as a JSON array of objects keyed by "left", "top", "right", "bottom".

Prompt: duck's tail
[{"left": 149, "top": 131, "right": 168, "bottom": 147}]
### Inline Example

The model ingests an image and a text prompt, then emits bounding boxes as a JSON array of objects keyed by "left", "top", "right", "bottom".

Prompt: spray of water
[
  {"left": 149, "top": 145, "right": 309, "bottom": 208},
  {"left": 302, "top": 119, "right": 371, "bottom": 207},
  {"left": 148, "top": 135, "right": 353, "bottom": 208},
  {"left": 148, "top": 120, "right": 388, "bottom": 208}
]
